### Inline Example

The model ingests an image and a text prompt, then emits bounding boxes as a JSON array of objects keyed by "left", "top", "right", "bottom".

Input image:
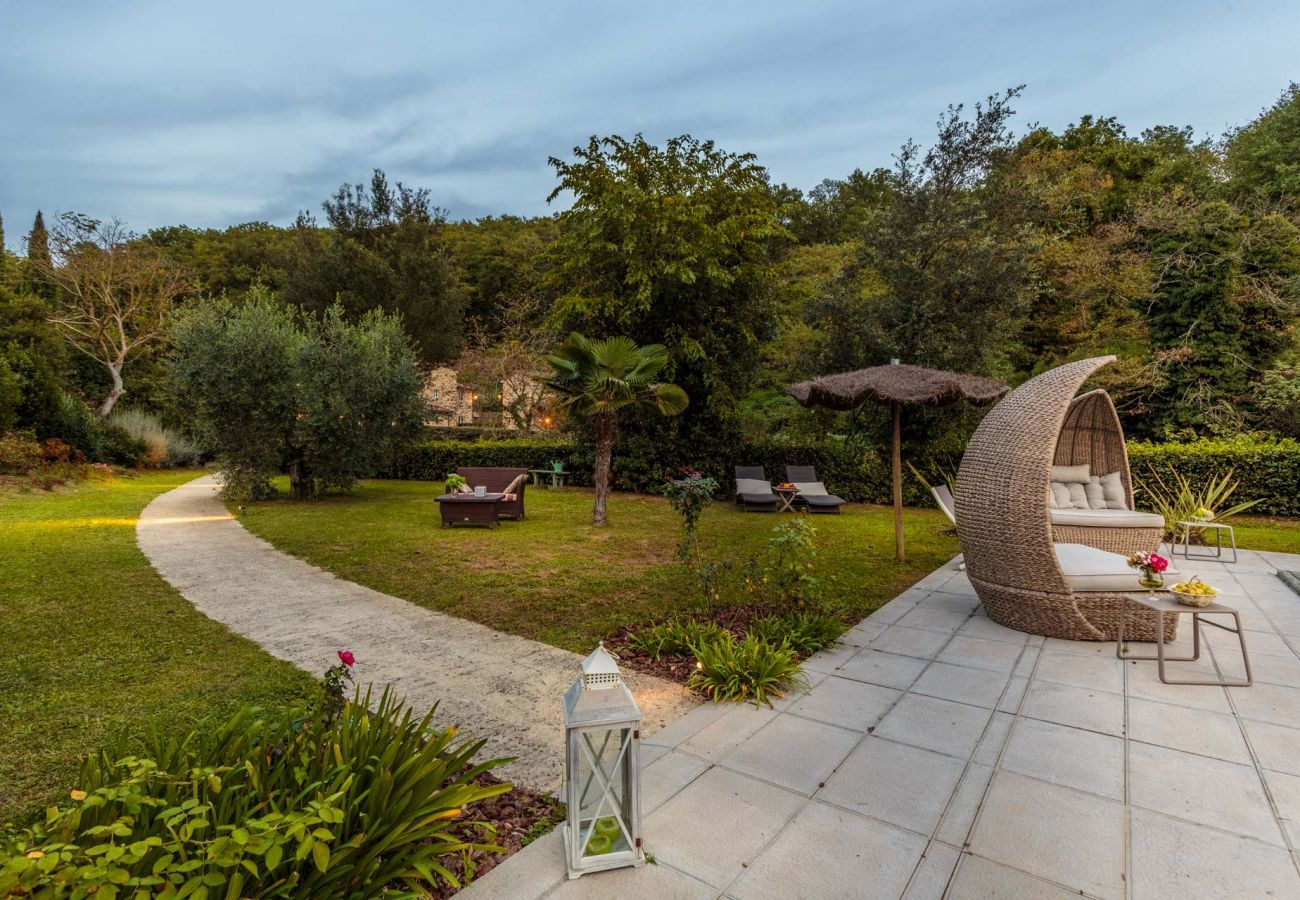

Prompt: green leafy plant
[
  {"left": 1142, "top": 465, "right": 1262, "bottom": 541},
  {"left": 445, "top": 473, "right": 468, "bottom": 492},
  {"left": 1, "top": 680, "right": 511, "bottom": 897},
  {"left": 747, "top": 610, "right": 845, "bottom": 655},
  {"left": 687, "top": 632, "right": 807, "bottom": 707},
  {"left": 627, "top": 618, "right": 728, "bottom": 659},
  {"left": 744, "top": 518, "right": 822, "bottom": 608},
  {"left": 109, "top": 407, "right": 203, "bottom": 468}
]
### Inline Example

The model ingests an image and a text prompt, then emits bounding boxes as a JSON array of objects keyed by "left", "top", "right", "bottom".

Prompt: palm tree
[{"left": 544, "top": 333, "right": 688, "bottom": 526}]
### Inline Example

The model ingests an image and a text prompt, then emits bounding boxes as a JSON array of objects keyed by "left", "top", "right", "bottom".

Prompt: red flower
[
  {"left": 1149, "top": 554, "right": 1168, "bottom": 574},
  {"left": 337, "top": 650, "right": 356, "bottom": 667}
]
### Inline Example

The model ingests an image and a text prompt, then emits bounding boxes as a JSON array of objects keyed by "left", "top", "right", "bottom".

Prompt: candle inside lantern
[{"left": 585, "top": 833, "right": 612, "bottom": 855}]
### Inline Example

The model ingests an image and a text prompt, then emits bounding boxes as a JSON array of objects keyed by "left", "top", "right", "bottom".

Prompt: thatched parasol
[{"left": 788, "top": 362, "right": 1009, "bottom": 561}]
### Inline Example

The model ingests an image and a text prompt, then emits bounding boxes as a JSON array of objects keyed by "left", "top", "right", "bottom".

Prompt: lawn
[
  {"left": 0, "top": 472, "right": 316, "bottom": 824},
  {"left": 235, "top": 478, "right": 962, "bottom": 653},
  {"left": 1226, "top": 514, "right": 1300, "bottom": 555}
]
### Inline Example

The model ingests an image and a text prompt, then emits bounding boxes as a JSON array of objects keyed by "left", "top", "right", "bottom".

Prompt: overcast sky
[{"left": 2, "top": 1, "right": 1297, "bottom": 248}]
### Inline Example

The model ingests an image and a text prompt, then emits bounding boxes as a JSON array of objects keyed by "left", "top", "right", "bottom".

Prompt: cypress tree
[
  {"left": 0, "top": 208, "right": 6, "bottom": 281},
  {"left": 27, "top": 210, "right": 50, "bottom": 268}
]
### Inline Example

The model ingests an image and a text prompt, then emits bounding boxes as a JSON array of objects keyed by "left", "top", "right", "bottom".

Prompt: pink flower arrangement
[
  {"left": 1127, "top": 551, "right": 1168, "bottom": 576},
  {"left": 337, "top": 649, "right": 356, "bottom": 667}
]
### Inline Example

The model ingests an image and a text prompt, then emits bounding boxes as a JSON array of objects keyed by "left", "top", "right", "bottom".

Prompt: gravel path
[{"left": 136, "top": 475, "right": 695, "bottom": 792}]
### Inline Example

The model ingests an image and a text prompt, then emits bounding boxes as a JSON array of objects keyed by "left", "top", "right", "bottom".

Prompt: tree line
[{"left": 2, "top": 82, "right": 1298, "bottom": 479}]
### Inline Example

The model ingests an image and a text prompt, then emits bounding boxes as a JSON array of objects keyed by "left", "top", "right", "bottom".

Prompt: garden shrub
[
  {"left": 382, "top": 438, "right": 583, "bottom": 482},
  {"left": 0, "top": 685, "right": 509, "bottom": 897},
  {"left": 626, "top": 618, "right": 729, "bottom": 659},
  {"left": 0, "top": 432, "right": 43, "bottom": 475},
  {"left": 108, "top": 408, "right": 203, "bottom": 468},
  {"left": 687, "top": 632, "right": 807, "bottom": 707},
  {"left": 747, "top": 610, "right": 846, "bottom": 654}
]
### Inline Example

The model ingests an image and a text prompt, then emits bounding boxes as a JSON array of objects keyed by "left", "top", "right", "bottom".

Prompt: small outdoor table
[
  {"left": 528, "top": 469, "right": 570, "bottom": 490},
  {"left": 1175, "top": 520, "right": 1238, "bottom": 563},
  {"left": 1117, "top": 593, "right": 1252, "bottom": 686},
  {"left": 773, "top": 486, "right": 799, "bottom": 513},
  {"left": 436, "top": 492, "right": 505, "bottom": 528}
]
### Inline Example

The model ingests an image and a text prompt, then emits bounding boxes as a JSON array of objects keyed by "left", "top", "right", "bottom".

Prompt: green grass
[
  {"left": 1225, "top": 514, "right": 1300, "bottom": 555},
  {"left": 235, "top": 479, "right": 961, "bottom": 653},
  {"left": 0, "top": 472, "right": 315, "bottom": 823}
]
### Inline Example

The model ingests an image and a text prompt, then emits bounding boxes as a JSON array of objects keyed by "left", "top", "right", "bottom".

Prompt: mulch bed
[{"left": 432, "top": 771, "right": 565, "bottom": 897}]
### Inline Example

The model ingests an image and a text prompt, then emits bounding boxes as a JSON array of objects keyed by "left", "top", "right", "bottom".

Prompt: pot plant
[{"left": 445, "top": 473, "right": 468, "bottom": 494}]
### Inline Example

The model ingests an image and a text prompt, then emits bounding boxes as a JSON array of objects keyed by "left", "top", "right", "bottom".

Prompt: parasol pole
[{"left": 892, "top": 400, "right": 904, "bottom": 562}]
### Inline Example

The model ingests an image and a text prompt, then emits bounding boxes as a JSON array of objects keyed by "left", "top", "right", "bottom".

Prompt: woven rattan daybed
[{"left": 955, "top": 356, "right": 1176, "bottom": 641}]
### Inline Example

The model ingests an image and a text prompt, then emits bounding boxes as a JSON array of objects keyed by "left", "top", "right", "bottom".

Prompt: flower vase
[{"left": 1139, "top": 571, "right": 1164, "bottom": 592}]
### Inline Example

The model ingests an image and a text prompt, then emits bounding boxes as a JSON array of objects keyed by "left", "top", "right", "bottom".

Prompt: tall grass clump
[{"left": 109, "top": 408, "right": 203, "bottom": 468}]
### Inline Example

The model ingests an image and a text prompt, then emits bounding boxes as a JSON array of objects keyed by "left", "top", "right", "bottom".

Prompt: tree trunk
[
  {"left": 592, "top": 414, "right": 615, "bottom": 527},
  {"left": 288, "top": 457, "right": 311, "bottom": 500},
  {"left": 97, "top": 365, "right": 125, "bottom": 417}
]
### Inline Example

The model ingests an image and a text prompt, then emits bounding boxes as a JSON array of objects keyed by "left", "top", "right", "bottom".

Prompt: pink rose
[{"left": 337, "top": 650, "right": 356, "bottom": 667}]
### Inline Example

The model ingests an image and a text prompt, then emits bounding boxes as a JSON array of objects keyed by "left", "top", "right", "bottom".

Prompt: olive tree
[{"left": 170, "top": 291, "right": 424, "bottom": 499}]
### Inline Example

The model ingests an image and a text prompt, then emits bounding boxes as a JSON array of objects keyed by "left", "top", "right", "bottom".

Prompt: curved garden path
[{"left": 136, "top": 475, "right": 695, "bottom": 792}]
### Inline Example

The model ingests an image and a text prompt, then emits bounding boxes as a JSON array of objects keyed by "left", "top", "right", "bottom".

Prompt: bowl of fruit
[{"left": 1170, "top": 576, "right": 1219, "bottom": 608}]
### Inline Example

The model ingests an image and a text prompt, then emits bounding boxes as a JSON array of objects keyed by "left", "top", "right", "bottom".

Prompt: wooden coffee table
[{"left": 436, "top": 493, "right": 506, "bottom": 528}]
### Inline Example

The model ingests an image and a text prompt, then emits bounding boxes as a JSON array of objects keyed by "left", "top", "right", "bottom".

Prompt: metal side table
[
  {"left": 1117, "top": 593, "right": 1252, "bottom": 686},
  {"left": 1175, "top": 520, "right": 1238, "bottom": 563}
]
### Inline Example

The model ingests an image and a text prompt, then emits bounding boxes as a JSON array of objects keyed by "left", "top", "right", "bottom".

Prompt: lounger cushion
[
  {"left": 802, "top": 494, "right": 845, "bottom": 506},
  {"left": 736, "top": 478, "right": 773, "bottom": 496},
  {"left": 792, "top": 481, "right": 828, "bottom": 496},
  {"left": 1050, "top": 508, "right": 1164, "bottom": 529},
  {"left": 1054, "top": 542, "right": 1179, "bottom": 592}
]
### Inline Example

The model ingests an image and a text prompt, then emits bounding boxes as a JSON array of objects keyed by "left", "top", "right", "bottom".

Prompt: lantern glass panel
[{"left": 575, "top": 726, "right": 633, "bottom": 857}]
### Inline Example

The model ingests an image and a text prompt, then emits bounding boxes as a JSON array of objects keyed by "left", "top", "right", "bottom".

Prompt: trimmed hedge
[
  {"left": 380, "top": 439, "right": 583, "bottom": 483},
  {"left": 1129, "top": 437, "right": 1300, "bottom": 517},
  {"left": 384, "top": 434, "right": 1300, "bottom": 516}
]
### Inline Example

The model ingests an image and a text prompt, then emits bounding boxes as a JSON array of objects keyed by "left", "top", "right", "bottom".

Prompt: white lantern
[{"left": 562, "top": 643, "right": 644, "bottom": 879}]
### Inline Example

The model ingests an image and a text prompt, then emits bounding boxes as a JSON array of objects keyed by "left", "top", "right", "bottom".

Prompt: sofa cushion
[
  {"left": 1051, "top": 508, "right": 1165, "bottom": 529},
  {"left": 1054, "top": 542, "right": 1178, "bottom": 593},
  {"left": 1051, "top": 464, "right": 1091, "bottom": 483},
  {"left": 1091, "top": 471, "right": 1128, "bottom": 510}
]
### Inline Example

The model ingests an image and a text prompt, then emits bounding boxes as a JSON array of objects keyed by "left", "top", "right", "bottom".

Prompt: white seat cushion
[
  {"left": 736, "top": 478, "right": 773, "bottom": 496},
  {"left": 1054, "top": 543, "right": 1178, "bottom": 593},
  {"left": 792, "top": 481, "right": 828, "bottom": 496},
  {"left": 1051, "top": 508, "right": 1164, "bottom": 529}
]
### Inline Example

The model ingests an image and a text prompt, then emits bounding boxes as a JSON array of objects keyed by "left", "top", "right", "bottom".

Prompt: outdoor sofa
[{"left": 455, "top": 467, "right": 529, "bottom": 520}]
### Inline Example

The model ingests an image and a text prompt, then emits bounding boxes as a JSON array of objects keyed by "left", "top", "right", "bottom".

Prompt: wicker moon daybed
[{"left": 955, "top": 356, "right": 1176, "bottom": 641}]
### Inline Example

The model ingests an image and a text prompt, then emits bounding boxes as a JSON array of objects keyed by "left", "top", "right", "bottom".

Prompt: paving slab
[{"left": 466, "top": 551, "right": 1300, "bottom": 898}]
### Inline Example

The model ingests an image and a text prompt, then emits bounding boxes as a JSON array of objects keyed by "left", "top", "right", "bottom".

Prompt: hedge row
[
  {"left": 384, "top": 435, "right": 1300, "bottom": 516},
  {"left": 1128, "top": 437, "right": 1300, "bottom": 517}
]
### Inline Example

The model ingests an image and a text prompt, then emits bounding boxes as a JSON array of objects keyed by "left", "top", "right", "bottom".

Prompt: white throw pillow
[
  {"left": 1084, "top": 477, "right": 1107, "bottom": 509},
  {"left": 736, "top": 478, "right": 772, "bottom": 496},
  {"left": 1095, "top": 471, "right": 1128, "bottom": 510},
  {"left": 1049, "top": 483, "right": 1074, "bottom": 508},
  {"left": 1051, "top": 464, "right": 1091, "bottom": 483},
  {"left": 1065, "top": 482, "right": 1089, "bottom": 508}
]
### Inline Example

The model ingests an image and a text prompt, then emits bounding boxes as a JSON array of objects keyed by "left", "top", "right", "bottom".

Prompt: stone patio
[{"left": 463, "top": 546, "right": 1300, "bottom": 899}]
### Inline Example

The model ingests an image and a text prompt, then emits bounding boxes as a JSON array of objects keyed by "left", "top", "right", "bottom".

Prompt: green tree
[
  {"left": 546, "top": 134, "right": 785, "bottom": 483},
  {"left": 543, "top": 333, "right": 687, "bottom": 526},
  {"left": 170, "top": 291, "right": 424, "bottom": 500},
  {"left": 852, "top": 88, "right": 1034, "bottom": 376},
  {"left": 1225, "top": 83, "right": 1300, "bottom": 203},
  {"left": 443, "top": 215, "right": 559, "bottom": 327},
  {"left": 284, "top": 170, "right": 466, "bottom": 367},
  {"left": 1139, "top": 197, "right": 1300, "bottom": 434}
]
